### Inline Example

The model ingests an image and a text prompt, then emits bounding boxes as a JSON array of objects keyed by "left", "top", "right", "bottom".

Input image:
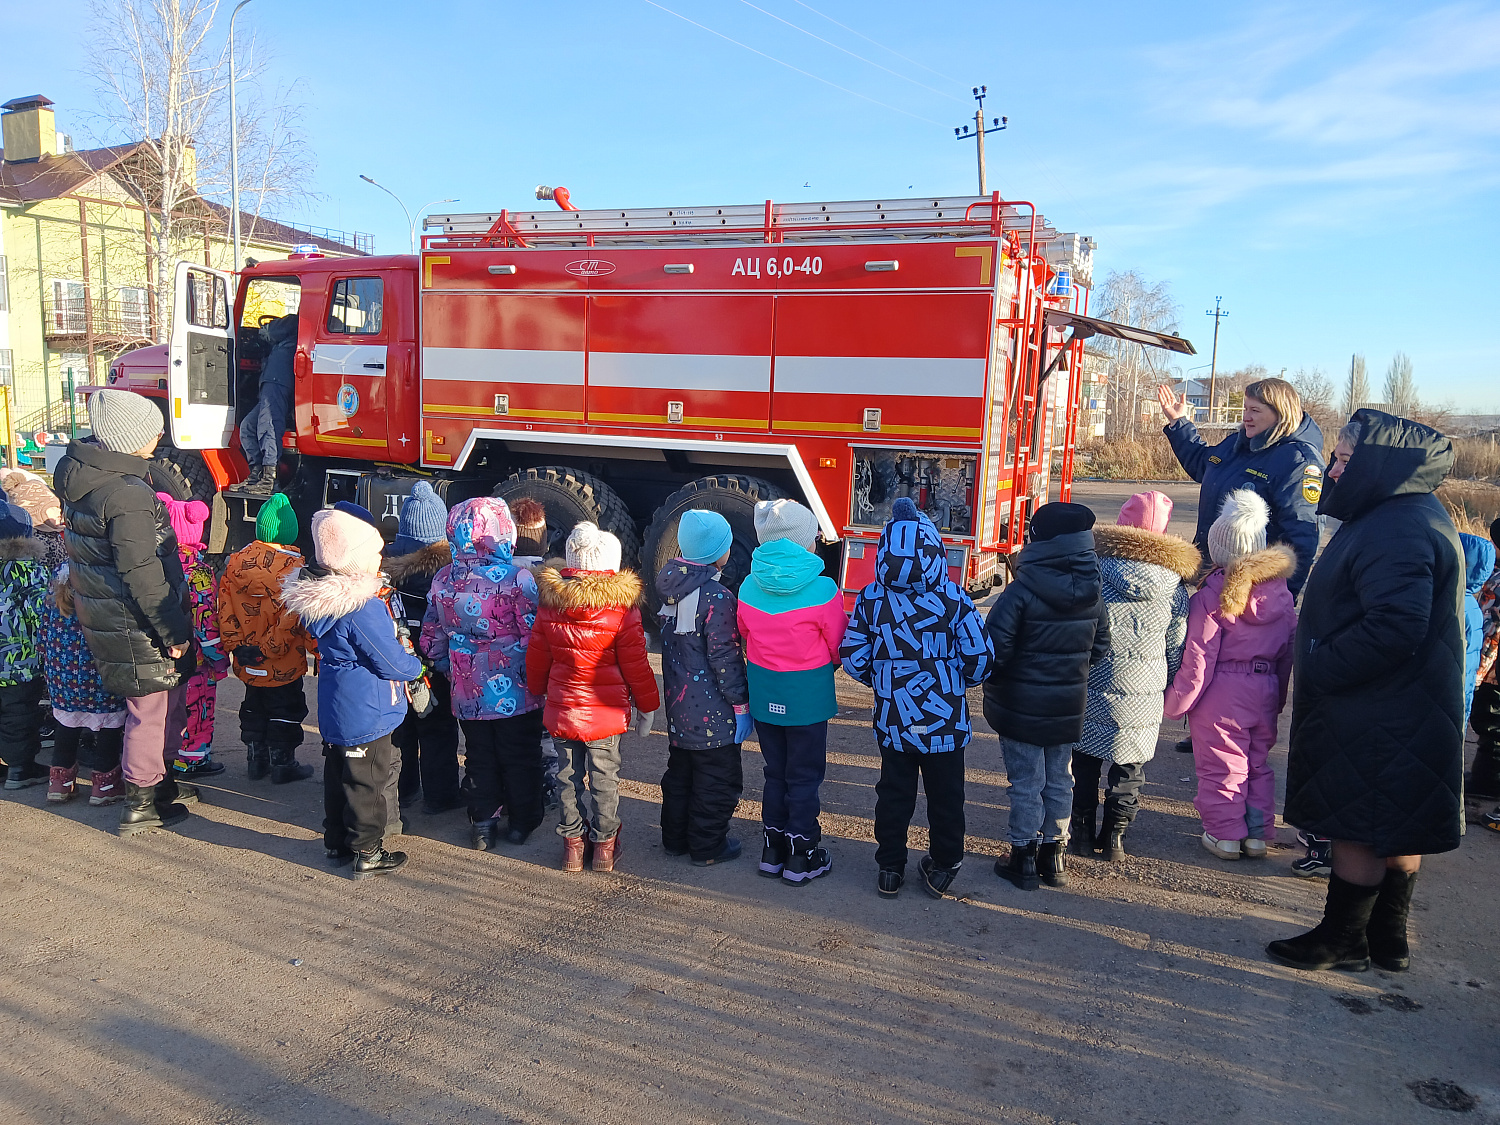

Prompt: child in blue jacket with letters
[
  {"left": 284, "top": 509, "right": 424, "bottom": 880},
  {"left": 841, "top": 498, "right": 993, "bottom": 899}
]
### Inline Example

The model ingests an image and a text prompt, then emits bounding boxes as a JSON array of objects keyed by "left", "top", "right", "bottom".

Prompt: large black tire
[
  {"left": 151, "top": 447, "right": 216, "bottom": 504},
  {"left": 640, "top": 474, "right": 789, "bottom": 615},
  {"left": 493, "top": 466, "right": 641, "bottom": 570}
]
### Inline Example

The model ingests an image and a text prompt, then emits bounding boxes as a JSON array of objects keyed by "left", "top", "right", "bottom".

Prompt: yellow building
[{"left": 0, "top": 94, "right": 368, "bottom": 436}]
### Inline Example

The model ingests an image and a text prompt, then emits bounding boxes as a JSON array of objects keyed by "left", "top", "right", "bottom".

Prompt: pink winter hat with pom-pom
[
  {"left": 1117, "top": 490, "right": 1173, "bottom": 535},
  {"left": 310, "top": 508, "right": 385, "bottom": 576},
  {"left": 157, "top": 492, "right": 210, "bottom": 549}
]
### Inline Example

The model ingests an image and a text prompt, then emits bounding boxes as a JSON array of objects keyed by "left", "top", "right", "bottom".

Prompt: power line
[
  {"left": 641, "top": 0, "right": 943, "bottom": 125},
  {"left": 787, "top": 0, "right": 964, "bottom": 85},
  {"left": 735, "top": 0, "right": 962, "bottom": 101}
]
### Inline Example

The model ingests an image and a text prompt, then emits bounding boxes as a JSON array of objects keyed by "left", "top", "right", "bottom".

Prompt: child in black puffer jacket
[
  {"left": 984, "top": 502, "right": 1111, "bottom": 890},
  {"left": 655, "top": 510, "right": 752, "bottom": 867}
]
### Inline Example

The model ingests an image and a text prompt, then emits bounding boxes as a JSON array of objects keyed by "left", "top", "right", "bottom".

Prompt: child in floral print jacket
[
  {"left": 420, "top": 496, "right": 546, "bottom": 848},
  {"left": 0, "top": 502, "right": 51, "bottom": 790},
  {"left": 42, "top": 564, "right": 127, "bottom": 805},
  {"left": 158, "top": 495, "right": 228, "bottom": 780}
]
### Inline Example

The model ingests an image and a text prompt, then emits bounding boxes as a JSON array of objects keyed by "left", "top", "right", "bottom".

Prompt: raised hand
[{"left": 1156, "top": 384, "right": 1190, "bottom": 422}]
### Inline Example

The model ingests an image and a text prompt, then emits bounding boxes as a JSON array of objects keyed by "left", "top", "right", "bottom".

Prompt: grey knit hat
[
  {"left": 87, "top": 389, "right": 164, "bottom": 454},
  {"left": 398, "top": 481, "right": 447, "bottom": 544}
]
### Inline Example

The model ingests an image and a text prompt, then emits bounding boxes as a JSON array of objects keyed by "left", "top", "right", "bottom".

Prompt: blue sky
[{"left": 10, "top": 0, "right": 1499, "bottom": 409}]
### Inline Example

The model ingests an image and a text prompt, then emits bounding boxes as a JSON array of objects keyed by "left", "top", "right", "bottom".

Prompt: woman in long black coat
[{"left": 1268, "top": 410, "right": 1466, "bottom": 973}]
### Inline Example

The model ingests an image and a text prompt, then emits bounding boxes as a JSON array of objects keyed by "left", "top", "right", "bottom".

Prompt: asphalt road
[{"left": 3, "top": 482, "right": 1497, "bottom": 1125}]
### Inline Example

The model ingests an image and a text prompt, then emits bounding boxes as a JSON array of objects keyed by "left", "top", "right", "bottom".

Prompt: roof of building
[
  {"left": 1, "top": 139, "right": 363, "bottom": 255},
  {"left": 0, "top": 141, "right": 145, "bottom": 203},
  {"left": 201, "top": 201, "right": 364, "bottom": 255}
]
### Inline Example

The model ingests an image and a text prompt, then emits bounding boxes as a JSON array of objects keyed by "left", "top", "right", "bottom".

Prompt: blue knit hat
[
  {"left": 677, "top": 509, "right": 733, "bottom": 566},
  {"left": 389, "top": 481, "right": 447, "bottom": 556},
  {"left": 0, "top": 501, "right": 33, "bottom": 540}
]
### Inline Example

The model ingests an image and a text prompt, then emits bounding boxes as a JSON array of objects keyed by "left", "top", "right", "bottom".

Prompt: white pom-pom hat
[
  {"left": 1207, "top": 489, "right": 1270, "bottom": 567},
  {"left": 565, "top": 521, "right": 623, "bottom": 572}
]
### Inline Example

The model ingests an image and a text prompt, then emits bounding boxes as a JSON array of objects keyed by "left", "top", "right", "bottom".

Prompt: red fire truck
[{"left": 107, "top": 192, "right": 1192, "bottom": 605}]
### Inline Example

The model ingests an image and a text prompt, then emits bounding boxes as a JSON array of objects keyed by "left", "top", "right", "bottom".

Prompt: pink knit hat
[
  {"left": 310, "top": 508, "right": 384, "bottom": 576},
  {"left": 1117, "top": 490, "right": 1173, "bottom": 534},
  {"left": 157, "top": 492, "right": 210, "bottom": 549}
]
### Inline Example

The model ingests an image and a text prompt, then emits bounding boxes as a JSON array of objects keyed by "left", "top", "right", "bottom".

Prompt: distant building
[{"left": 0, "top": 93, "right": 369, "bottom": 433}]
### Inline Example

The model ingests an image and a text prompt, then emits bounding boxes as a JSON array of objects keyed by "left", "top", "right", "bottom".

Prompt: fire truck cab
[{"left": 111, "top": 193, "right": 1193, "bottom": 610}]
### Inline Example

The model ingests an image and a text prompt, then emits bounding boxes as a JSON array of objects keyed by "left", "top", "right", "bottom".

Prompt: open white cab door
[{"left": 168, "top": 259, "right": 236, "bottom": 449}]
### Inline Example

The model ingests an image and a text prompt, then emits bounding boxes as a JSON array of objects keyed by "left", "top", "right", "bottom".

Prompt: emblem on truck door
[
  {"left": 565, "top": 260, "right": 616, "bottom": 277},
  {"left": 338, "top": 384, "right": 359, "bottom": 417}
]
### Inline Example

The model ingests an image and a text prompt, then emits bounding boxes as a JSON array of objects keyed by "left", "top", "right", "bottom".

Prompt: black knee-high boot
[{"left": 1266, "top": 874, "right": 1379, "bottom": 972}]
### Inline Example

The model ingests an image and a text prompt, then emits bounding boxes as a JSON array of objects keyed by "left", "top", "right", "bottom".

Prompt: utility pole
[
  {"left": 228, "top": 0, "right": 255, "bottom": 274},
  {"left": 1347, "top": 353, "right": 1357, "bottom": 414},
  {"left": 953, "top": 86, "right": 1007, "bottom": 196},
  {"left": 1205, "top": 296, "right": 1228, "bottom": 422}
]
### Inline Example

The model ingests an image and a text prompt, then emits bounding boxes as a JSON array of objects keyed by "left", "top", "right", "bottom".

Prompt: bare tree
[
  {"left": 1289, "top": 366, "right": 1338, "bottom": 449},
  {"left": 1341, "top": 354, "right": 1369, "bottom": 416},
  {"left": 86, "top": 0, "right": 316, "bottom": 341},
  {"left": 1384, "top": 352, "right": 1419, "bottom": 416},
  {"left": 1092, "top": 270, "right": 1180, "bottom": 439}
]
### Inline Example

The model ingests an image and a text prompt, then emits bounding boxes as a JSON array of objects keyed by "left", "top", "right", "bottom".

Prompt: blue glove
[{"left": 735, "top": 711, "right": 755, "bottom": 744}]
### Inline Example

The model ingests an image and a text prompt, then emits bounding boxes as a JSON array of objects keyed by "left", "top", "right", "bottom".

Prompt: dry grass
[
  {"left": 1075, "top": 436, "right": 1191, "bottom": 481},
  {"left": 1438, "top": 480, "right": 1500, "bottom": 535},
  {"left": 1452, "top": 435, "right": 1500, "bottom": 482}
]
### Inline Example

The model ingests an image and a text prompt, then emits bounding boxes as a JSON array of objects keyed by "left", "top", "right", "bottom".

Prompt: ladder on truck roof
[{"left": 423, "top": 193, "right": 1079, "bottom": 263}]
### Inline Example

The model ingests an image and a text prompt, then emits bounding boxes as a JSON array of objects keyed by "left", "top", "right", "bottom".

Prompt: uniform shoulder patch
[
  {"left": 1208, "top": 455, "right": 1222, "bottom": 464},
  {"left": 1302, "top": 465, "right": 1322, "bottom": 504}
]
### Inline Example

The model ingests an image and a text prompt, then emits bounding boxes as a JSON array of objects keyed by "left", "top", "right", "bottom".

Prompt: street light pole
[
  {"left": 359, "top": 176, "right": 456, "bottom": 253},
  {"left": 228, "top": 0, "right": 255, "bottom": 275}
]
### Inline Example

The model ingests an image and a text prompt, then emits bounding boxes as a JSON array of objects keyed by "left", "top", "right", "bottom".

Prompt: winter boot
[
  {"left": 1265, "top": 874, "right": 1380, "bottom": 972},
  {"left": 1037, "top": 841, "right": 1069, "bottom": 888},
  {"left": 877, "top": 869, "right": 904, "bottom": 898},
  {"left": 246, "top": 742, "right": 270, "bottom": 781},
  {"left": 48, "top": 765, "right": 78, "bottom": 803},
  {"left": 158, "top": 777, "right": 199, "bottom": 808},
  {"left": 1367, "top": 869, "right": 1418, "bottom": 972},
  {"left": 119, "top": 782, "right": 188, "bottom": 837},
  {"left": 241, "top": 465, "right": 276, "bottom": 497},
  {"left": 1096, "top": 826, "right": 1127, "bottom": 862},
  {"left": 469, "top": 817, "right": 499, "bottom": 851},
  {"left": 691, "top": 837, "right": 743, "bottom": 866},
  {"left": 1467, "top": 740, "right": 1500, "bottom": 801},
  {"left": 1067, "top": 810, "right": 1097, "bottom": 857},
  {"left": 592, "top": 829, "right": 623, "bottom": 873},
  {"left": 269, "top": 745, "right": 314, "bottom": 785},
  {"left": 88, "top": 766, "right": 125, "bottom": 806},
  {"left": 172, "top": 756, "right": 224, "bottom": 780},
  {"left": 995, "top": 841, "right": 1040, "bottom": 890},
  {"left": 561, "top": 834, "right": 587, "bottom": 872},
  {"left": 758, "top": 827, "right": 789, "bottom": 878},
  {"left": 782, "top": 837, "right": 832, "bottom": 886},
  {"left": 351, "top": 847, "right": 408, "bottom": 880},
  {"left": 4, "top": 761, "right": 49, "bottom": 789},
  {"left": 1291, "top": 833, "right": 1333, "bottom": 878},
  {"left": 918, "top": 854, "right": 961, "bottom": 899}
]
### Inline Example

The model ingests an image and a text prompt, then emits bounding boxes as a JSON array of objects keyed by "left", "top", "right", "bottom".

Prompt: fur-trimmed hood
[
  {"left": 0, "top": 536, "right": 45, "bottom": 563},
  {"left": 383, "top": 540, "right": 451, "bottom": 585},
  {"left": 1219, "top": 544, "right": 1296, "bottom": 619},
  {"left": 535, "top": 565, "right": 643, "bottom": 612},
  {"left": 1094, "top": 525, "right": 1200, "bottom": 579},
  {"left": 281, "top": 569, "right": 385, "bottom": 628}
]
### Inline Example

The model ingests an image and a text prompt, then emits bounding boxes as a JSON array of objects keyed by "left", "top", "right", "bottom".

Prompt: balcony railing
[{"left": 42, "top": 297, "right": 154, "bottom": 343}]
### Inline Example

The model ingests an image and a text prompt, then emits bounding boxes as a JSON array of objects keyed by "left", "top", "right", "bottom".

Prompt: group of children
[{"left": 9, "top": 425, "right": 1500, "bottom": 894}]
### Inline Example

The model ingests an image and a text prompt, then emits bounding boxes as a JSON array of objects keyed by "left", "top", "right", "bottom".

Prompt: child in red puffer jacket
[{"left": 526, "top": 522, "right": 660, "bottom": 874}]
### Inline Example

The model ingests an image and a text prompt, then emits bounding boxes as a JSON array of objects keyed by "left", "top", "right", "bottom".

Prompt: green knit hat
[{"left": 255, "top": 492, "right": 298, "bottom": 545}]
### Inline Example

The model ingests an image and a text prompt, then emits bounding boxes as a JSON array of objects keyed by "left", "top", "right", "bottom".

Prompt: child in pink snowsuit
[
  {"left": 1165, "top": 489, "right": 1296, "bottom": 860},
  {"left": 158, "top": 494, "right": 229, "bottom": 779}
]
